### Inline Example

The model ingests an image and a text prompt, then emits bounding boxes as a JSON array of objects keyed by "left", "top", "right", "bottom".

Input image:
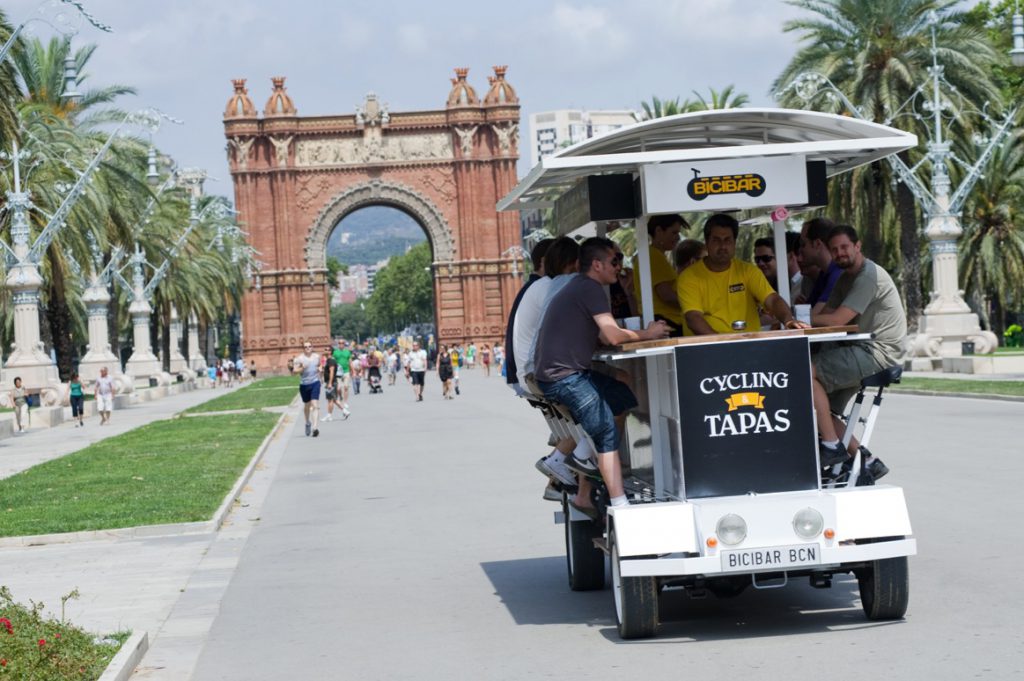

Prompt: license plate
[{"left": 720, "top": 544, "right": 820, "bottom": 572}]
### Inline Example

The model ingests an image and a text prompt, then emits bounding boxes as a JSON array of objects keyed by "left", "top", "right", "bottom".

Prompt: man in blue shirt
[{"left": 799, "top": 217, "right": 843, "bottom": 310}]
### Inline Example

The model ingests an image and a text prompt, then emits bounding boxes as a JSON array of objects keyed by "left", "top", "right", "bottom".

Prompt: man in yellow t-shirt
[
  {"left": 677, "top": 213, "right": 808, "bottom": 336},
  {"left": 633, "top": 213, "right": 686, "bottom": 335}
]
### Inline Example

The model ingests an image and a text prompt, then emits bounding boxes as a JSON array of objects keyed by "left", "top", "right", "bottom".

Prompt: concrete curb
[
  {"left": 98, "top": 631, "right": 148, "bottom": 681},
  {"left": 891, "top": 388, "right": 1024, "bottom": 403},
  {"left": 207, "top": 405, "right": 294, "bottom": 533},
  {"left": 0, "top": 405, "right": 294, "bottom": 549}
]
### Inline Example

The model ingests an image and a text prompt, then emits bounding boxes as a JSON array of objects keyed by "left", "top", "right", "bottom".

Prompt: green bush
[{"left": 1005, "top": 324, "right": 1023, "bottom": 348}]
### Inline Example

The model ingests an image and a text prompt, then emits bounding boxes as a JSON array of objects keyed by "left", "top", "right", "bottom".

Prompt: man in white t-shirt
[
  {"left": 407, "top": 340, "right": 428, "bottom": 402},
  {"left": 94, "top": 366, "right": 116, "bottom": 425},
  {"left": 294, "top": 341, "right": 322, "bottom": 437}
]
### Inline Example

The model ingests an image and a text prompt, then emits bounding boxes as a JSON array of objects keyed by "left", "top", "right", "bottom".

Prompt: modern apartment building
[{"left": 527, "top": 108, "right": 639, "bottom": 167}]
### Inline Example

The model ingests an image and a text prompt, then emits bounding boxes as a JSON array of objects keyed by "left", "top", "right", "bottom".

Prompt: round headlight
[
  {"left": 793, "top": 508, "right": 824, "bottom": 539},
  {"left": 716, "top": 513, "right": 747, "bottom": 546}
]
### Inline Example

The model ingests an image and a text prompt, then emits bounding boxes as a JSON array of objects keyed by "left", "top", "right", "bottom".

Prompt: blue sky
[{"left": 5, "top": 0, "right": 817, "bottom": 197}]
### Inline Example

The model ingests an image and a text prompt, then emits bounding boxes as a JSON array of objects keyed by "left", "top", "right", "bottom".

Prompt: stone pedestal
[
  {"left": 188, "top": 313, "right": 206, "bottom": 372},
  {"left": 78, "top": 282, "right": 123, "bottom": 382},
  {"left": 167, "top": 308, "right": 188, "bottom": 373},
  {"left": 125, "top": 300, "right": 160, "bottom": 379},
  {"left": 2, "top": 262, "right": 60, "bottom": 402},
  {"left": 906, "top": 197, "right": 999, "bottom": 368}
]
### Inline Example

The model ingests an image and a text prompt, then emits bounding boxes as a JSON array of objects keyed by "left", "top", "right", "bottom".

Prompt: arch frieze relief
[{"left": 295, "top": 133, "right": 453, "bottom": 167}]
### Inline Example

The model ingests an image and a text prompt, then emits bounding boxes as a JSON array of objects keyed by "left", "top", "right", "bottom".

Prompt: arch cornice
[{"left": 305, "top": 180, "right": 456, "bottom": 268}]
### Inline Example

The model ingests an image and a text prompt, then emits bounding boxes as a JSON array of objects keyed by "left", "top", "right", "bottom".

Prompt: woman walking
[
  {"left": 69, "top": 372, "right": 85, "bottom": 427},
  {"left": 481, "top": 343, "right": 492, "bottom": 377},
  {"left": 437, "top": 345, "right": 454, "bottom": 399},
  {"left": 10, "top": 376, "right": 27, "bottom": 433}
]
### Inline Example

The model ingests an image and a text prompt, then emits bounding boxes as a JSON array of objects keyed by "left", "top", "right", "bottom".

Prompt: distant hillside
[{"left": 326, "top": 206, "right": 427, "bottom": 266}]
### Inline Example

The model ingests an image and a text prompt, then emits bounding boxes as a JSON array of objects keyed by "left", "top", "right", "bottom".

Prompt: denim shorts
[{"left": 537, "top": 371, "right": 637, "bottom": 453}]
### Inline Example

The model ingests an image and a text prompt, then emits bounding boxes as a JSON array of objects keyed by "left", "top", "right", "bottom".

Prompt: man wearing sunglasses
[
  {"left": 534, "top": 237, "right": 670, "bottom": 518},
  {"left": 295, "top": 341, "right": 321, "bottom": 437}
]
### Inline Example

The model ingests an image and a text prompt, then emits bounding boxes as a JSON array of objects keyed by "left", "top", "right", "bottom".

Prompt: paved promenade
[{"left": 2, "top": 370, "right": 1023, "bottom": 680}]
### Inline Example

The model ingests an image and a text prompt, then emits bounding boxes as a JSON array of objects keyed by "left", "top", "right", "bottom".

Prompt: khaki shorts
[
  {"left": 813, "top": 344, "right": 885, "bottom": 413},
  {"left": 339, "top": 373, "right": 351, "bottom": 390}
]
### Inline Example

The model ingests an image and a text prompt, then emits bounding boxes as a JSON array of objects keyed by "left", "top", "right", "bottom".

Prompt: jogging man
[{"left": 295, "top": 341, "right": 321, "bottom": 437}]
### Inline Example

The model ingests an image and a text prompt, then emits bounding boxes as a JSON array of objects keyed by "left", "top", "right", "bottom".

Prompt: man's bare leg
[{"left": 596, "top": 451, "right": 625, "bottom": 499}]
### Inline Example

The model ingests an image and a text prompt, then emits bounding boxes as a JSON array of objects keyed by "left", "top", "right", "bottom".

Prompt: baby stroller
[{"left": 368, "top": 366, "right": 383, "bottom": 394}]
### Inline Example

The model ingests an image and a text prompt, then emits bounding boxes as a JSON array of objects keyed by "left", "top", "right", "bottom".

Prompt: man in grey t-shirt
[
  {"left": 533, "top": 237, "right": 668, "bottom": 518},
  {"left": 810, "top": 225, "right": 906, "bottom": 477}
]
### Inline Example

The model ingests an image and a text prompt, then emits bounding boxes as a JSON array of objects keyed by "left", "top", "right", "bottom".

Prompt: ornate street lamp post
[
  {"left": 0, "top": 1, "right": 111, "bottom": 65},
  {"left": 0, "top": 108, "right": 174, "bottom": 402},
  {"left": 783, "top": 11, "right": 1021, "bottom": 367},
  {"left": 112, "top": 188, "right": 237, "bottom": 382}
]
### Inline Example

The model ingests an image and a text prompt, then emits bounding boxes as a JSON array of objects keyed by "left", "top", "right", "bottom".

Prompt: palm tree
[
  {"left": 959, "top": 131, "right": 1024, "bottom": 336},
  {"left": 689, "top": 85, "right": 749, "bottom": 111},
  {"left": 0, "top": 10, "right": 22, "bottom": 148},
  {"left": 6, "top": 36, "right": 144, "bottom": 377},
  {"left": 640, "top": 95, "right": 688, "bottom": 120},
  {"left": 773, "top": 0, "right": 1001, "bottom": 327}
]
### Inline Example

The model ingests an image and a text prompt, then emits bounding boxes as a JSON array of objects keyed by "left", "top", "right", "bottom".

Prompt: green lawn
[
  {"left": 0, "top": 412, "right": 280, "bottom": 537},
  {"left": 893, "top": 377, "right": 1024, "bottom": 398},
  {"left": 184, "top": 376, "right": 299, "bottom": 414}
]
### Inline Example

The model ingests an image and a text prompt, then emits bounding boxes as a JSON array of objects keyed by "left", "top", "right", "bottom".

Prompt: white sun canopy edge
[
  {"left": 497, "top": 107, "right": 916, "bottom": 326},
  {"left": 496, "top": 108, "right": 917, "bottom": 216}
]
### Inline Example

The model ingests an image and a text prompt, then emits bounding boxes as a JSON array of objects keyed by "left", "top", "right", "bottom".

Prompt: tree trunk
[
  {"left": 863, "top": 161, "right": 884, "bottom": 262},
  {"left": 198, "top": 317, "right": 208, "bottom": 363},
  {"left": 181, "top": 311, "right": 190, "bottom": 366},
  {"left": 45, "top": 250, "right": 75, "bottom": 381},
  {"left": 992, "top": 292, "right": 1005, "bottom": 339},
  {"left": 161, "top": 301, "right": 171, "bottom": 373},
  {"left": 108, "top": 283, "right": 121, "bottom": 364},
  {"left": 896, "top": 159, "right": 922, "bottom": 332}
]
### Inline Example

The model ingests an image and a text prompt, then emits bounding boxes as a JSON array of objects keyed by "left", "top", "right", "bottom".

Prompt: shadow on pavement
[
  {"left": 480, "top": 556, "right": 614, "bottom": 626},
  {"left": 483, "top": 558, "right": 904, "bottom": 642}
]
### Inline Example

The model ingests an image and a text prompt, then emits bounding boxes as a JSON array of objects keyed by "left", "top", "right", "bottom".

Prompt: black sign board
[{"left": 675, "top": 337, "right": 818, "bottom": 498}]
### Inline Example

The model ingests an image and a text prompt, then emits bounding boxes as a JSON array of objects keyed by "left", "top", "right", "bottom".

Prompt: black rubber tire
[
  {"left": 858, "top": 555, "right": 909, "bottom": 620},
  {"left": 610, "top": 529, "right": 658, "bottom": 639},
  {"left": 564, "top": 502, "right": 605, "bottom": 591}
]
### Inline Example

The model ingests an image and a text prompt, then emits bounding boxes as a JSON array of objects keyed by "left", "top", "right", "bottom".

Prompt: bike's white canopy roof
[{"left": 497, "top": 108, "right": 917, "bottom": 213}]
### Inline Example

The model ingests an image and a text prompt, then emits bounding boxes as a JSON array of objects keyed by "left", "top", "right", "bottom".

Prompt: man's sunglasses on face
[{"left": 754, "top": 255, "right": 774, "bottom": 264}]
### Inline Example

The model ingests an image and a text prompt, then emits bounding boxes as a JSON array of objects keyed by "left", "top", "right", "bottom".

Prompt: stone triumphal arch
[{"left": 223, "top": 68, "right": 523, "bottom": 372}]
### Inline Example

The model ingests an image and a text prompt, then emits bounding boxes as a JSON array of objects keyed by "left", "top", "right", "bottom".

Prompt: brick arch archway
[
  {"left": 224, "top": 71, "right": 523, "bottom": 372},
  {"left": 304, "top": 180, "right": 455, "bottom": 269}
]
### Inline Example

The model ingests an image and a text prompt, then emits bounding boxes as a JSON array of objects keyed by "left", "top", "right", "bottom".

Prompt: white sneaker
[
  {"left": 535, "top": 455, "right": 577, "bottom": 487},
  {"left": 323, "top": 414, "right": 333, "bottom": 422},
  {"left": 342, "top": 407, "right": 351, "bottom": 419}
]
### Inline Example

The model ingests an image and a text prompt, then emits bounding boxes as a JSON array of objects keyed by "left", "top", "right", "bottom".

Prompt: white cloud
[
  {"left": 548, "top": 3, "right": 630, "bottom": 55},
  {"left": 397, "top": 24, "right": 429, "bottom": 54}
]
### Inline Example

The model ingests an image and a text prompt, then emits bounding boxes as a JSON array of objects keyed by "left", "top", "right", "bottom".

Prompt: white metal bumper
[{"left": 619, "top": 537, "right": 917, "bottom": 578}]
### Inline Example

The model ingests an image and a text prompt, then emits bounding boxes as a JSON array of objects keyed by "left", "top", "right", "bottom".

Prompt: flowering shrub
[{"left": 0, "top": 586, "right": 127, "bottom": 679}]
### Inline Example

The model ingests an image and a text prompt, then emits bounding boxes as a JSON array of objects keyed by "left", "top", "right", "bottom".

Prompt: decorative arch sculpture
[
  {"left": 224, "top": 70, "right": 523, "bottom": 372},
  {"left": 304, "top": 180, "right": 455, "bottom": 267}
]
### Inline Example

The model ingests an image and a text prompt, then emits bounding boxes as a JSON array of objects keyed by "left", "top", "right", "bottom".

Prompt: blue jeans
[{"left": 537, "top": 371, "right": 637, "bottom": 453}]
